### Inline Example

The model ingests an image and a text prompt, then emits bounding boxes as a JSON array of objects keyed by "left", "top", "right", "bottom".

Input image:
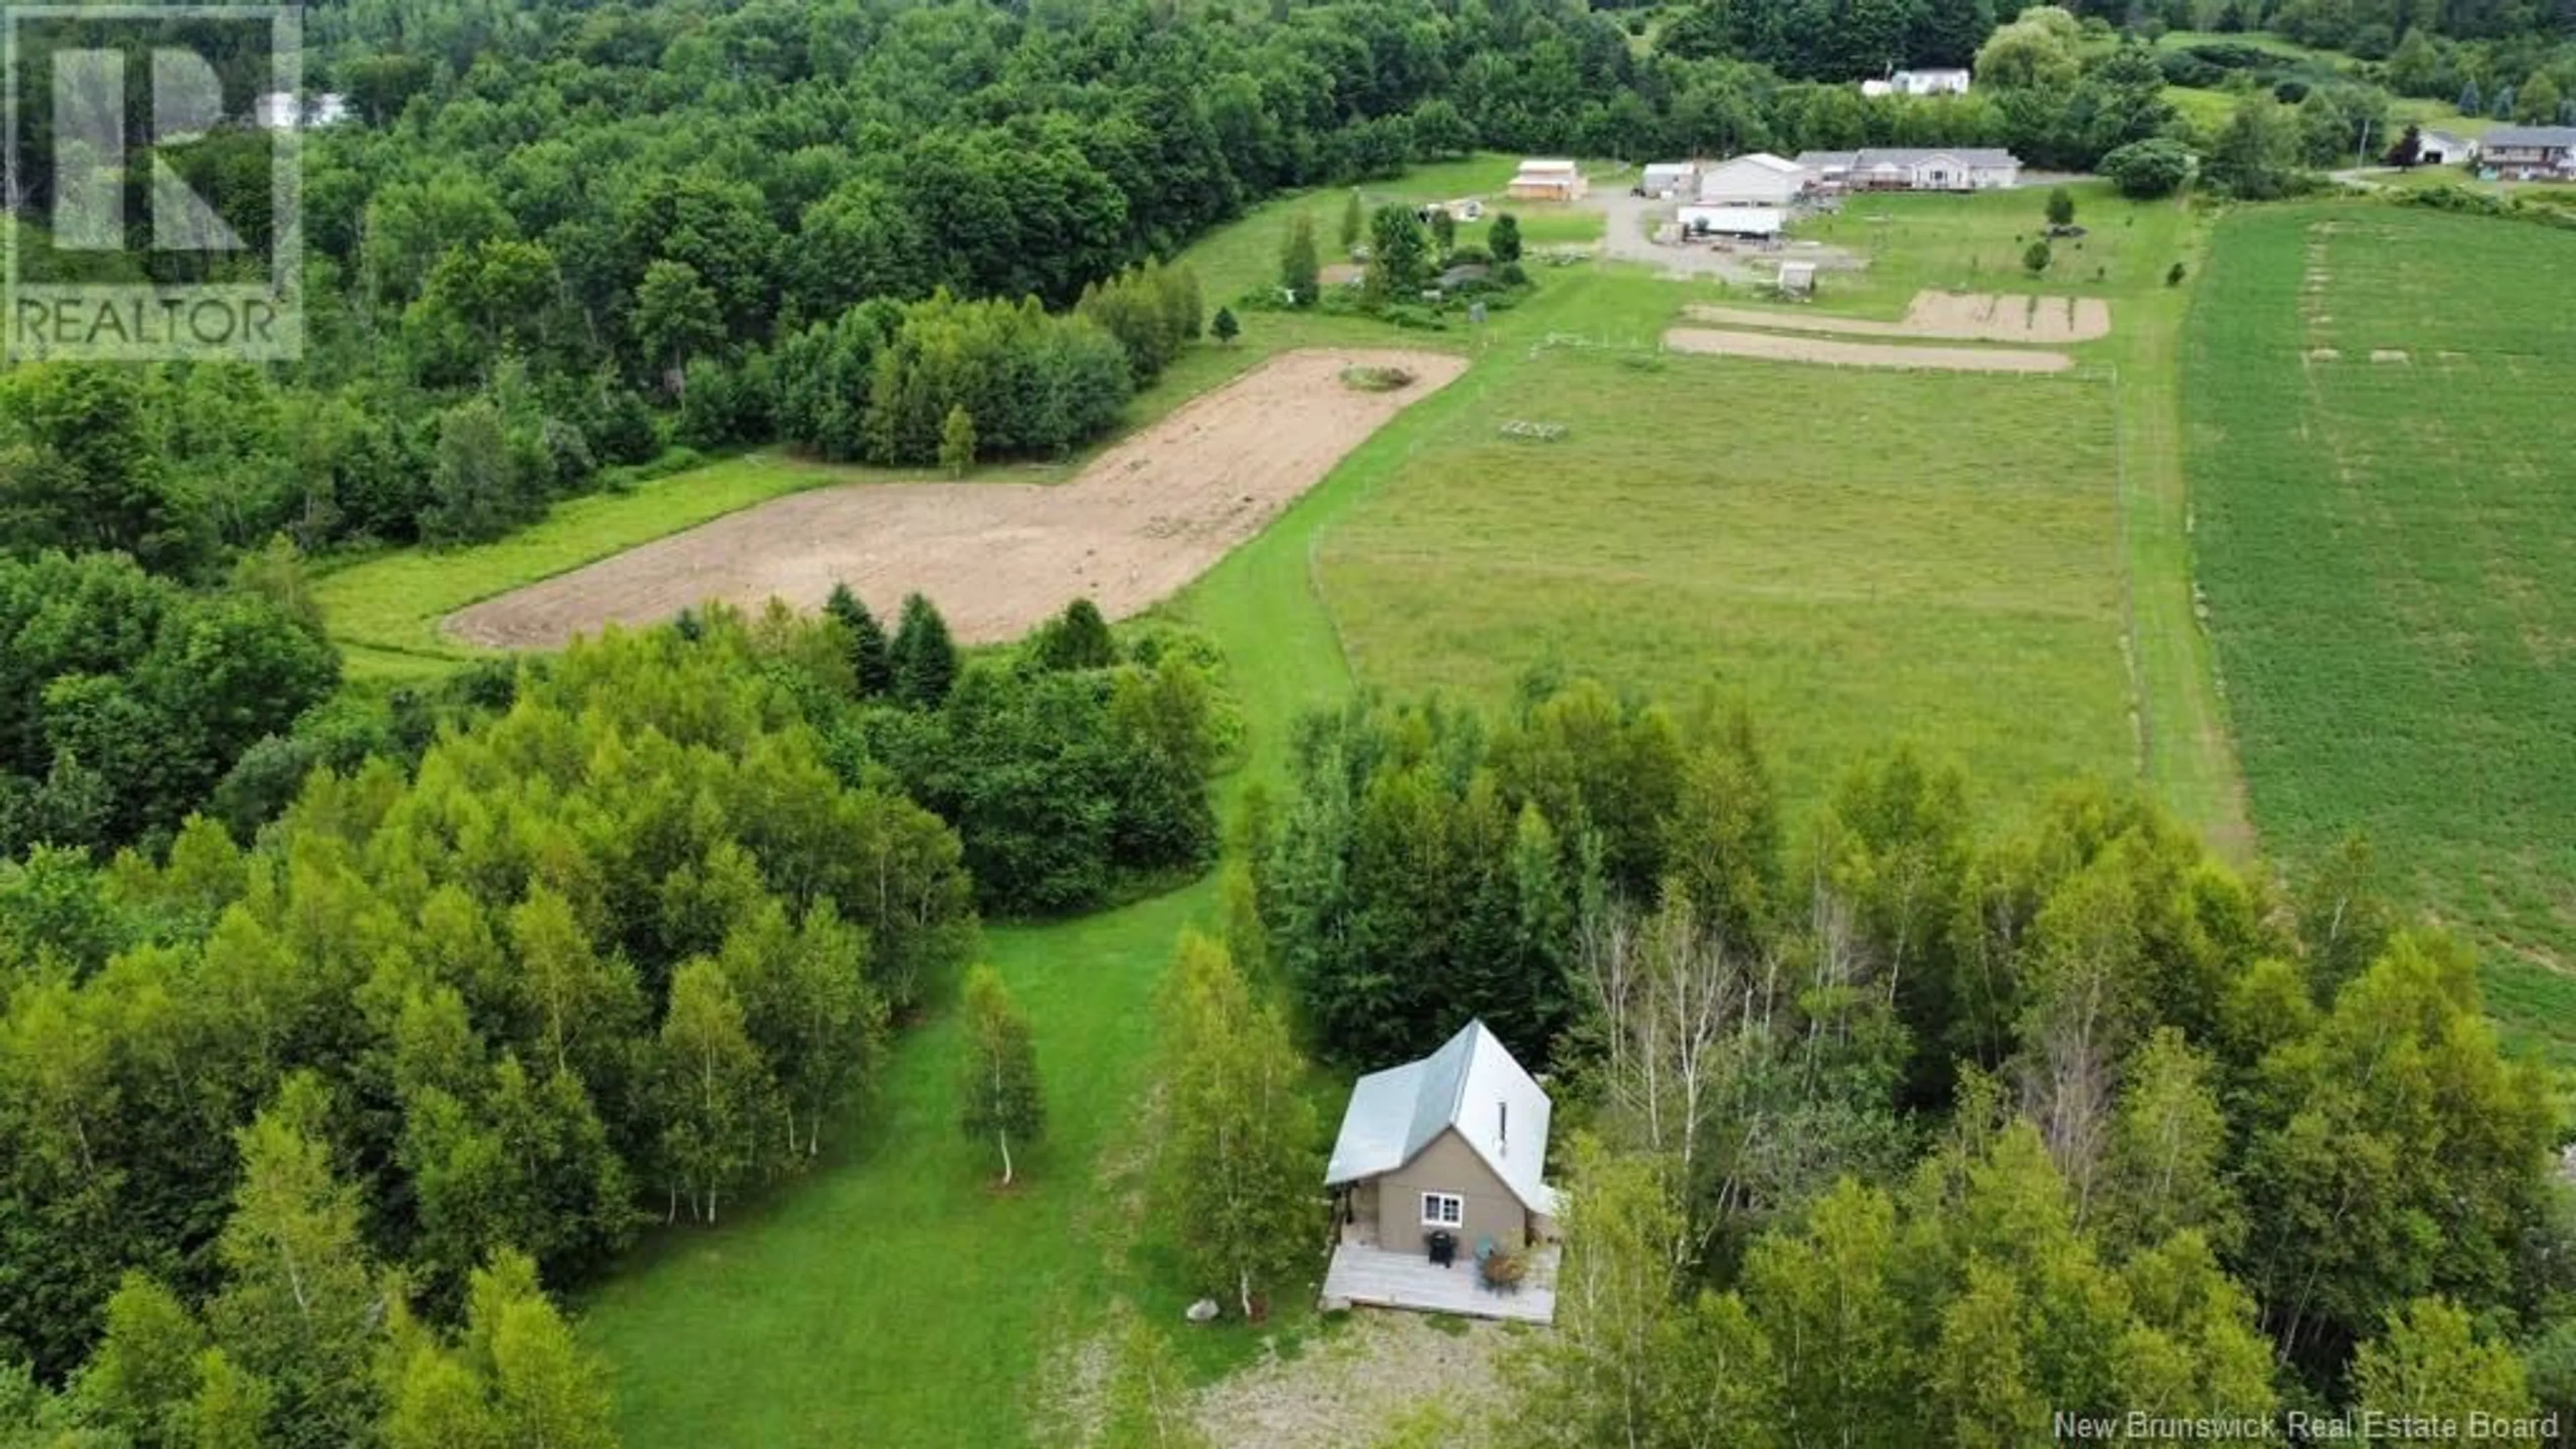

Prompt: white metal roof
[
  {"left": 1324, "top": 1020, "right": 1555, "bottom": 1214},
  {"left": 1682, "top": 205, "right": 1786, "bottom": 235}
]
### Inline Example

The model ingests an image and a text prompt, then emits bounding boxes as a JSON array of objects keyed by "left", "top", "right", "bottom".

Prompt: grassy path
[{"left": 2112, "top": 203, "right": 2252, "bottom": 858}]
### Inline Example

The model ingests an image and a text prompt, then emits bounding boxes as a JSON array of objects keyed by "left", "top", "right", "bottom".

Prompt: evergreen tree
[
  {"left": 1489, "top": 213, "right": 1524, "bottom": 263},
  {"left": 938, "top": 405, "right": 977, "bottom": 478},
  {"left": 1279, "top": 215, "right": 1320, "bottom": 306},
  {"left": 1211, "top": 306, "right": 1238, "bottom": 345},
  {"left": 1034, "top": 598, "right": 1119, "bottom": 672},
  {"left": 825, "top": 582, "right": 895, "bottom": 698},
  {"left": 890, "top": 593, "right": 959, "bottom": 708},
  {"left": 2045, "top": 186, "right": 2076, "bottom": 227},
  {"left": 959, "top": 965, "right": 1043, "bottom": 1186},
  {"left": 1337, "top": 190, "right": 1362, "bottom": 251},
  {"left": 1365, "top": 206, "right": 1431, "bottom": 302}
]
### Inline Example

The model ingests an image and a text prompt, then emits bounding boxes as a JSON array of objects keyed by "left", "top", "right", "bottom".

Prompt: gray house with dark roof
[
  {"left": 2481, "top": 125, "right": 2576, "bottom": 178},
  {"left": 1796, "top": 147, "right": 2022, "bottom": 191}
]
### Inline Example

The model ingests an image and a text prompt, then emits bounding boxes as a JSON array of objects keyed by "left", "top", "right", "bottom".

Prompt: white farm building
[{"left": 1695, "top": 153, "right": 1809, "bottom": 207}]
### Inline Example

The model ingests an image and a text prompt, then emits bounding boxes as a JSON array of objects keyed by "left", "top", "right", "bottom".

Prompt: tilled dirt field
[
  {"left": 1685, "top": 288, "right": 2111, "bottom": 343},
  {"left": 1662, "top": 326, "right": 2074, "bottom": 372},
  {"left": 445, "top": 348, "right": 1466, "bottom": 649}
]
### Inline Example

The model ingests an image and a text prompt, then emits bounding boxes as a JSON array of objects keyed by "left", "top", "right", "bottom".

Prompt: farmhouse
[
  {"left": 1507, "top": 158, "right": 1588, "bottom": 201},
  {"left": 1696, "top": 152, "right": 1809, "bottom": 207},
  {"left": 2416, "top": 128, "right": 2475, "bottom": 166},
  {"left": 1320, "top": 1020, "right": 1560, "bottom": 1324},
  {"left": 1796, "top": 147, "right": 2022, "bottom": 191},
  {"left": 2480, "top": 125, "right": 2576, "bottom": 178},
  {"left": 1639, "top": 161, "right": 1699, "bottom": 198}
]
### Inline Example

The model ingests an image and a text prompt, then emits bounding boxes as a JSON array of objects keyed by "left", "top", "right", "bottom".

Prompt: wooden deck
[{"left": 1319, "top": 1242, "right": 1559, "bottom": 1325}]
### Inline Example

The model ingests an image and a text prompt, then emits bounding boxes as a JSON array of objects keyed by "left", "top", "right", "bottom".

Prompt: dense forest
[
  {"left": 0, "top": 593, "right": 1230, "bottom": 1443},
  {"left": 1248, "top": 684, "right": 2572, "bottom": 1438}
]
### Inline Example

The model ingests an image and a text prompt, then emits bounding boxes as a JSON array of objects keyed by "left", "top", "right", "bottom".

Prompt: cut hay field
[
  {"left": 1313, "top": 269, "right": 2137, "bottom": 816},
  {"left": 2185, "top": 202, "right": 2576, "bottom": 1069}
]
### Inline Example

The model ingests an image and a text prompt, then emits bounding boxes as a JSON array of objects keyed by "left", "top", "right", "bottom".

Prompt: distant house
[
  {"left": 1796, "top": 147, "right": 2021, "bottom": 191},
  {"left": 1892, "top": 68, "right": 1972, "bottom": 95},
  {"left": 1697, "top": 152, "right": 1809, "bottom": 207},
  {"left": 1639, "top": 161, "right": 1699, "bottom": 198},
  {"left": 1680, "top": 204, "right": 1786, "bottom": 239},
  {"left": 2480, "top": 125, "right": 2576, "bottom": 178},
  {"left": 254, "top": 91, "right": 352, "bottom": 130},
  {"left": 1507, "top": 158, "right": 1588, "bottom": 201},
  {"left": 2414, "top": 128, "right": 2475, "bottom": 166}
]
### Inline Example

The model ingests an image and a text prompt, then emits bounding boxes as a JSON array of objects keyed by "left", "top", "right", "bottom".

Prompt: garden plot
[
  {"left": 1684, "top": 290, "right": 2112, "bottom": 343},
  {"left": 1662, "top": 327, "right": 2073, "bottom": 372},
  {"left": 445, "top": 349, "right": 1466, "bottom": 648}
]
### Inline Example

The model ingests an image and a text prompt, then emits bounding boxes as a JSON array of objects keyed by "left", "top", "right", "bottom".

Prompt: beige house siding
[{"left": 1372, "top": 1127, "right": 1529, "bottom": 1252}]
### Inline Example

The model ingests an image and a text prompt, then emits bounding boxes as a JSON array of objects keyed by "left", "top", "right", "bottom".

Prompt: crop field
[
  {"left": 445, "top": 350, "right": 1468, "bottom": 649},
  {"left": 1313, "top": 270, "right": 2136, "bottom": 814},
  {"left": 2185, "top": 203, "right": 2576, "bottom": 1067}
]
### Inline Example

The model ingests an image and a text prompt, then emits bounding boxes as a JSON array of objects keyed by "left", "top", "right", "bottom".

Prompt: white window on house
[{"left": 1421, "top": 1192, "right": 1464, "bottom": 1227}]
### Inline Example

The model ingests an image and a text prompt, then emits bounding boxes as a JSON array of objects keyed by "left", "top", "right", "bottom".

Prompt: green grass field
[
  {"left": 1314, "top": 279, "right": 2135, "bottom": 814},
  {"left": 2184, "top": 202, "right": 2576, "bottom": 1069},
  {"left": 578, "top": 888, "right": 1224, "bottom": 1448},
  {"left": 1777, "top": 186, "right": 2189, "bottom": 321}
]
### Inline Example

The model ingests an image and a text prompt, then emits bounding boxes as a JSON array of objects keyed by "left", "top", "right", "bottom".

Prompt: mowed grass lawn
[
  {"left": 1778, "top": 184, "right": 2184, "bottom": 321},
  {"left": 580, "top": 888, "right": 1220, "bottom": 1448},
  {"left": 2185, "top": 202, "right": 2576, "bottom": 1069},
  {"left": 1314, "top": 269, "right": 2137, "bottom": 815}
]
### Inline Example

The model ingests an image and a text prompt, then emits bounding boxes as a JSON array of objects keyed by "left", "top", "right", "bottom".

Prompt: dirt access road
[{"left": 445, "top": 349, "right": 1466, "bottom": 649}]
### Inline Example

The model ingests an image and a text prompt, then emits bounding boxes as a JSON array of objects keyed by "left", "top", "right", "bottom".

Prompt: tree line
[{"left": 1249, "top": 682, "right": 2569, "bottom": 1438}]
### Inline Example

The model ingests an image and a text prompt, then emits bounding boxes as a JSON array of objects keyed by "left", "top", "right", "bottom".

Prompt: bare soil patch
[
  {"left": 1684, "top": 288, "right": 2110, "bottom": 343},
  {"left": 1191, "top": 1312, "right": 1513, "bottom": 1449},
  {"left": 1662, "top": 326, "right": 2073, "bottom": 373},
  {"left": 445, "top": 349, "right": 1466, "bottom": 648},
  {"left": 2371, "top": 349, "right": 2411, "bottom": 363}
]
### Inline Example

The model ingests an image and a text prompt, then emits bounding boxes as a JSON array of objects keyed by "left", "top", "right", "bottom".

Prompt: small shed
[
  {"left": 1778, "top": 260, "right": 1817, "bottom": 297},
  {"left": 1639, "top": 161, "right": 1698, "bottom": 198}
]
